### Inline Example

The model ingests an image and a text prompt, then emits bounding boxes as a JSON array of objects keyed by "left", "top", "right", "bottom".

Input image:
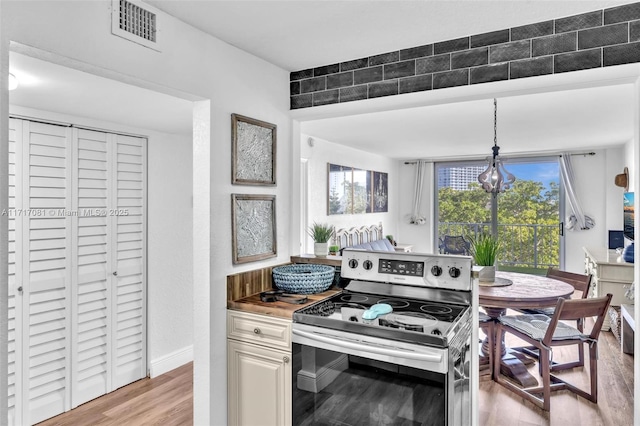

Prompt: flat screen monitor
[{"left": 623, "top": 192, "right": 634, "bottom": 241}]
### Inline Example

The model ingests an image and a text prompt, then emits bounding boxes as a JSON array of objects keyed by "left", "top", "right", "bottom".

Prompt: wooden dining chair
[
  {"left": 494, "top": 293, "right": 612, "bottom": 411},
  {"left": 518, "top": 267, "right": 593, "bottom": 371}
]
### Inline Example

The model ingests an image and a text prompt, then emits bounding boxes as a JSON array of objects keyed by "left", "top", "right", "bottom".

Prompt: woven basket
[{"left": 272, "top": 264, "right": 335, "bottom": 294}]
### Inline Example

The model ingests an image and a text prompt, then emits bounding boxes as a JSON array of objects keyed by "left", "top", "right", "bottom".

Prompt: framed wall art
[
  {"left": 231, "top": 194, "right": 277, "bottom": 264},
  {"left": 327, "top": 163, "right": 388, "bottom": 215},
  {"left": 231, "top": 113, "right": 277, "bottom": 186}
]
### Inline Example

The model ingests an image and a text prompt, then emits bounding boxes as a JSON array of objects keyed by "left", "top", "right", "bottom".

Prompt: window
[{"left": 435, "top": 157, "right": 561, "bottom": 273}]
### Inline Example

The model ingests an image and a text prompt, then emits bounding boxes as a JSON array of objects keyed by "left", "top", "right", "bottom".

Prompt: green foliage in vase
[
  {"left": 329, "top": 245, "right": 340, "bottom": 253},
  {"left": 469, "top": 233, "right": 501, "bottom": 266},
  {"left": 308, "top": 222, "right": 334, "bottom": 243}
]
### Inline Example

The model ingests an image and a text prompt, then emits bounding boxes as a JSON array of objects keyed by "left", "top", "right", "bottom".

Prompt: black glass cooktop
[{"left": 293, "top": 291, "right": 469, "bottom": 347}]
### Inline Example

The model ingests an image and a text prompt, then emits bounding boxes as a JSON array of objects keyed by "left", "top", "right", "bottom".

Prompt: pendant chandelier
[{"left": 477, "top": 98, "right": 515, "bottom": 194}]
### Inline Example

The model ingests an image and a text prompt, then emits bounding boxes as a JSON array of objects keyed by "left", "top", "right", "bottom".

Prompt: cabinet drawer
[
  {"left": 599, "top": 281, "right": 634, "bottom": 307},
  {"left": 227, "top": 310, "right": 291, "bottom": 350},
  {"left": 597, "top": 264, "right": 634, "bottom": 282}
]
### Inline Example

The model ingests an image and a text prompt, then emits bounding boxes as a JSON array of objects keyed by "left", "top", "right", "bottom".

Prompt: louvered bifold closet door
[
  {"left": 70, "top": 128, "right": 112, "bottom": 408},
  {"left": 8, "top": 118, "right": 23, "bottom": 425},
  {"left": 110, "top": 134, "right": 147, "bottom": 389},
  {"left": 21, "top": 120, "right": 74, "bottom": 425},
  {"left": 8, "top": 119, "right": 147, "bottom": 425}
]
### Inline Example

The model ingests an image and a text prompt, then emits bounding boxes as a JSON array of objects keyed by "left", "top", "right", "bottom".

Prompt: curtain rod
[{"left": 403, "top": 151, "right": 596, "bottom": 164}]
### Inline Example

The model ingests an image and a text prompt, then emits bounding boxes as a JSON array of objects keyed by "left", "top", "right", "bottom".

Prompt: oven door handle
[{"left": 292, "top": 329, "right": 443, "bottom": 363}]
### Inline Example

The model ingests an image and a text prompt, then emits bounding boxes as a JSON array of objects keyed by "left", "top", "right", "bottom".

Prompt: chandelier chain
[{"left": 494, "top": 98, "right": 497, "bottom": 147}]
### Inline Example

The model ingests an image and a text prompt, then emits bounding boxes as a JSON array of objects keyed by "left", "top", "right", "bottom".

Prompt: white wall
[
  {"left": 397, "top": 161, "right": 435, "bottom": 254},
  {"left": 146, "top": 131, "right": 193, "bottom": 373},
  {"left": 1, "top": 2, "right": 292, "bottom": 424},
  {"left": 563, "top": 147, "right": 626, "bottom": 273},
  {"left": 625, "top": 139, "right": 636, "bottom": 192},
  {"left": 300, "top": 134, "right": 398, "bottom": 251}
]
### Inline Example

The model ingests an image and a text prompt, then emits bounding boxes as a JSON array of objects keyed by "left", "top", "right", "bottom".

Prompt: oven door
[{"left": 292, "top": 323, "right": 461, "bottom": 426}]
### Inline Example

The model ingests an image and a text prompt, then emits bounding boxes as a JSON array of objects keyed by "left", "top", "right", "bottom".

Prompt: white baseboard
[{"left": 149, "top": 345, "right": 193, "bottom": 378}]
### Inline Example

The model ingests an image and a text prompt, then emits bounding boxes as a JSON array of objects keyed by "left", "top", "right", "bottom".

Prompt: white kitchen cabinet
[
  {"left": 227, "top": 310, "right": 292, "bottom": 426},
  {"left": 583, "top": 247, "right": 634, "bottom": 330}
]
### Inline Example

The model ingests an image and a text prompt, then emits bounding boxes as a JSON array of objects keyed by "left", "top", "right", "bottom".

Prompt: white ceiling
[
  {"left": 146, "top": 0, "right": 632, "bottom": 72},
  {"left": 301, "top": 85, "right": 635, "bottom": 159},
  {"left": 8, "top": 1, "right": 636, "bottom": 159}
]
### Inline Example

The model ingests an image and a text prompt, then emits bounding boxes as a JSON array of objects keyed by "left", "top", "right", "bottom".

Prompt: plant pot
[
  {"left": 478, "top": 265, "right": 496, "bottom": 283},
  {"left": 314, "top": 242, "right": 329, "bottom": 257}
]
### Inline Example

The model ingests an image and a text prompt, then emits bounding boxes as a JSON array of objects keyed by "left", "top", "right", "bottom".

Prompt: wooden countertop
[
  {"left": 227, "top": 287, "right": 341, "bottom": 319},
  {"left": 290, "top": 254, "right": 342, "bottom": 267}
]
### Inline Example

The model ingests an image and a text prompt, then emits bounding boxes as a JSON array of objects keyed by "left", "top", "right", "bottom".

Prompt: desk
[{"left": 478, "top": 271, "right": 575, "bottom": 386}]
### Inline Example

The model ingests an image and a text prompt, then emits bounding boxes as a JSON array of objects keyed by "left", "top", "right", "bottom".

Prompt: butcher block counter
[{"left": 227, "top": 287, "right": 340, "bottom": 319}]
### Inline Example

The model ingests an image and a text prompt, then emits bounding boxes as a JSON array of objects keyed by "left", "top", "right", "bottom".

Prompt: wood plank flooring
[
  {"left": 479, "top": 313, "right": 634, "bottom": 426},
  {"left": 35, "top": 316, "right": 633, "bottom": 426},
  {"left": 36, "top": 363, "right": 192, "bottom": 426}
]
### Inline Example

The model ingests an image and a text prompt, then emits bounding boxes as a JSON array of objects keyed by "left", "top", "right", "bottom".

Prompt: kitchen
[{"left": 1, "top": 1, "right": 639, "bottom": 425}]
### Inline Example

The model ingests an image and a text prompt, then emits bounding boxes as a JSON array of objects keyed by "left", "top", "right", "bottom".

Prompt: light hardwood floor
[
  {"left": 36, "top": 362, "right": 192, "bottom": 426},
  {"left": 479, "top": 313, "right": 634, "bottom": 426},
  {"left": 37, "top": 317, "right": 633, "bottom": 426}
]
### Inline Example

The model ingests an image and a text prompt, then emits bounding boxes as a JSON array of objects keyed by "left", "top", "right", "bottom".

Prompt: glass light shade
[{"left": 478, "top": 156, "right": 515, "bottom": 194}]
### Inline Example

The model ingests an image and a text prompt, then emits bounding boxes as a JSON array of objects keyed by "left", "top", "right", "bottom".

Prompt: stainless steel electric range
[{"left": 292, "top": 249, "right": 475, "bottom": 426}]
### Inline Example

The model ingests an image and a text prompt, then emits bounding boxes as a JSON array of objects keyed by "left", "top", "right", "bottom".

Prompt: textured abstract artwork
[
  {"left": 372, "top": 171, "right": 388, "bottom": 213},
  {"left": 232, "top": 114, "right": 277, "bottom": 186},
  {"left": 231, "top": 194, "right": 277, "bottom": 264}
]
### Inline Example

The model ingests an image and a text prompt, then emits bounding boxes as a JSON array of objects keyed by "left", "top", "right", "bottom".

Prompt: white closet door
[
  {"left": 8, "top": 120, "right": 147, "bottom": 425},
  {"left": 8, "top": 118, "right": 23, "bottom": 425},
  {"left": 21, "top": 120, "right": 74, "bottom": 425},
  {"left": 70, "top": 128, "right": 112, "bottom": 407},
  {"left": 110, "top": 134, "right": 147, "bottom": 389}
]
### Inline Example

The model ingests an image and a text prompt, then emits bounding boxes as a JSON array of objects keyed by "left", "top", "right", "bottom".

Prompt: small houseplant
[
  {"left": 469, "top": 233, "right": 501, "bottom": 282},
  {"left": 329, "top": 245, "right": 340, "bottom": 256},
  {"left": 308, "top": 222, "right": 334, "bottom": 257},
  {"left": 385, "top": 235, "right": 397, "bottom": 246}
]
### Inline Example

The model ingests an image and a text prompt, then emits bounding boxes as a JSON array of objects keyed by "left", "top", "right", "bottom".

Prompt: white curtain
[
  {"left": 410, "top": 160, "right": 428, "bottom": 225},
  {"left": 559, "top": 153, "right": 595, "bottom": 231}
]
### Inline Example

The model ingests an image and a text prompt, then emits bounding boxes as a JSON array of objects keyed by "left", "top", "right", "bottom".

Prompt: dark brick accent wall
[{"left": 290, "top": 2, "right": 640, "bottom": 110}]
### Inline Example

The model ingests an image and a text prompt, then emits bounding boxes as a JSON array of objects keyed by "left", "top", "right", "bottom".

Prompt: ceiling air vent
[{"left": 111, "top": 0, "right": 161, "bottom": 51}]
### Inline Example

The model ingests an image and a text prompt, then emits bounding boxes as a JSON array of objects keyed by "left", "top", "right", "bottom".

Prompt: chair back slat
[
  {"left": 549, "top": 294, "right": 612, "bottom": 341},
  {"left": 546, "top": 267, "right": 592, "bottom": 299}
]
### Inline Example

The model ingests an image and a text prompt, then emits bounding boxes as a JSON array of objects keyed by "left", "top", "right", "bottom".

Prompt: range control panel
[
  {"left": 341, "top": 249, "right": 473, "bottom": 291},
  {"left": 379, "top": 259, "right": 424, "bottom": 276}
]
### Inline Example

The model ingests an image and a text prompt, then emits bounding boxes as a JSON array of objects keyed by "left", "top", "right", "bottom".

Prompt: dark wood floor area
[
  {"left": 36, "top": 363, "right": 192, "bottom": 426},
  {"left": 36, "top": 317, "right": 633, "bottom": 426}
]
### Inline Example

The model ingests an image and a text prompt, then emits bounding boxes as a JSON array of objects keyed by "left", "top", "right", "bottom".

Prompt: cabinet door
[{"left": 228, "top": 340, "right": 291, "bottom": 426}]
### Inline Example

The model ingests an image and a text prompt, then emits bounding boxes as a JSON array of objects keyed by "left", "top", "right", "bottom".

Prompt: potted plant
[
  {"left": 329, "top": 245, "right": 340, "bottom": 256},
  {"left": 469, "top": 233, "right": 501, "bottom": 282},
  {"left": 385, "top": 235, "right": 397, "bottom": 246},
  {"left": 308, "top": 222, "right": 333, "bottom": 257}
]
